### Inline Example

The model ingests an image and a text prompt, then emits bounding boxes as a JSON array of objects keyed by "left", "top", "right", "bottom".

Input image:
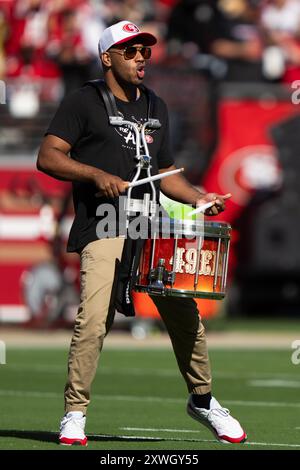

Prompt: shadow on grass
[{"left": 0, "top": 429, "right": 169, "bottom": 445}]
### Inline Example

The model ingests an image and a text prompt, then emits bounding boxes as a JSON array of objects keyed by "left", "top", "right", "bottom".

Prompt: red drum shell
[{"left": 135, "top": 221, "right": 231, "bottom": 300}]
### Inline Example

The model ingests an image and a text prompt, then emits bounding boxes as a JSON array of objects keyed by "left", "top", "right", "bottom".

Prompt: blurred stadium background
[{"left": 1, "top": 0, "right": 300, "bottom": 450}]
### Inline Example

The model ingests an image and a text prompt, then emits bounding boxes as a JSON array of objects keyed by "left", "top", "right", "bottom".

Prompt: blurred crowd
[{"left": 1, "top": 0, "right": 300, "bottom": 100}]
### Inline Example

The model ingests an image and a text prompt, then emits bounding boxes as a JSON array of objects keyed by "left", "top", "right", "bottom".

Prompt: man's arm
[
  {"left": 159, "top": 165, "right": 205, "bottom": 205},
  {"left": 37, "top": 135, "right": 128, "bottom": 198},
  {"left": 159, "top": 165, "right": 230, "bottom": 216}
]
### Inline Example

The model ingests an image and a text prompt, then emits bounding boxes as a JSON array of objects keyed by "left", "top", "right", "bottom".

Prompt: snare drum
[{"left": 134, "top": 218, "right": 231, "bottom": 300}]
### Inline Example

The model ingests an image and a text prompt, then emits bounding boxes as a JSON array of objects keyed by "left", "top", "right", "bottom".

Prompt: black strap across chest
[{"left": 85, "top": 79, "right": 156, "bottom": 121}]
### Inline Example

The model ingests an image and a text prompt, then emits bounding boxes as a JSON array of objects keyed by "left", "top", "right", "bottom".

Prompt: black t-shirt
[{"left": 46, "top": 84, "right": 174, "bottom": 252}]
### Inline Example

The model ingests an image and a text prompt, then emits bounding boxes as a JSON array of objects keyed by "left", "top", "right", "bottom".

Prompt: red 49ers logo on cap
[{"left": 123, "top": 23, "right": 140, "bottom": 33}]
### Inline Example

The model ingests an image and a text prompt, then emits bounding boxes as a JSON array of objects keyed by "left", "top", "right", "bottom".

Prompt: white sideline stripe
[
  {"left": 121, "top": 427, "right": 201, "bottom": 434},
  {"left": 1, "top": 389, "right": 300, "bottom": 409},
  {"left": 92, "top": 433, "right": 215, "bottom": 444},
  {"left": 116, "top": 431, "right": 300, "bottom": 449},
  {"left": 5, "top": 363, "right": 300, "bottom": 381},
  {"left": 5, "top": 364, "right": 179, "bottom": 377},
  {"left": 0, "top": 390, "right": 183, "bottom": 402},
  {"left": 225, "top": 399, "right": 300, "bottom": 408},
  {"left": 249, "top": 379, "right": 300, "bottom": 388},
  {"left": 215, "top": 371, "right": 300, "bottom": 380}
]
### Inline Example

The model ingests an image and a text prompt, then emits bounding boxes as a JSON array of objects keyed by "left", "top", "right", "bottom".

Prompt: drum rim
[
  {"left": 150, "top": 217, "right": 231, "bottom": 238},
  {"left": 135, "top": 284, "right": 226, "bottom": 300}
]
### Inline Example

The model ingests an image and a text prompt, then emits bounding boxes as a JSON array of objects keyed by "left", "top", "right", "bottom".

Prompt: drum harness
[{"left": 86, "top": 79, "right": 161, "bottom": 227}]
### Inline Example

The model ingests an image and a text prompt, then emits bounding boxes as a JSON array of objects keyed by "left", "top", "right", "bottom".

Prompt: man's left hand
[{"left": 195, "top": 193, "right": 232, "bottom": 216}]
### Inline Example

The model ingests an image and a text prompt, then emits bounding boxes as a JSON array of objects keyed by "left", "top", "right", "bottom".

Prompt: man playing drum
[{"left": 37, "top": 20, "right": 246, "bottom": 446}]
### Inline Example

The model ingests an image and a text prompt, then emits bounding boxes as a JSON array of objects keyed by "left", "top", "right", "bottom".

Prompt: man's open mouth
[{"left": 137, "top": 66, "right": 145, "bottom": 79}]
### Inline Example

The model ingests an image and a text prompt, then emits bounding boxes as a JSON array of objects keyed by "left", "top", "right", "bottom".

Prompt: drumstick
[
  {"left": 188, "top": 193, "right": 232, "bottom": 216},
  {"left": 126, "top": 167, "right": 184, "bottom": 188},
  {"left": 95, "top": 168, "right": 185, "bottom": 197},
  {"left": 188, "top": 201, "right": 215, "bottom": 216}
]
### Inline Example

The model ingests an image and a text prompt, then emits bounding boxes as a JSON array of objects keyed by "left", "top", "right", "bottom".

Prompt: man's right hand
[{"left": 93, "top": 170, "right": 129, "bottom": 198}]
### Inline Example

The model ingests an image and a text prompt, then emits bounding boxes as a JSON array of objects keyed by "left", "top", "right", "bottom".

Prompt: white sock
[{"left": 66, "top": 411, "right": 84, "bottom": 419}]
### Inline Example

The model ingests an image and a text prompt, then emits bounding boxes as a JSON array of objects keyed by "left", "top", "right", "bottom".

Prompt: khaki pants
[{"left": 64, "top": 238, "right": 211, "bottom": 413}]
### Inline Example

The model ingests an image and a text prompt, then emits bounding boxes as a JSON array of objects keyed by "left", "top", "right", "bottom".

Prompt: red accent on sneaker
[
  {"left": 59, "top": 436, "right": 88, "bottom": 446},
  {"left": 218, "top": 432, "right": 247, "bottom": 444}
]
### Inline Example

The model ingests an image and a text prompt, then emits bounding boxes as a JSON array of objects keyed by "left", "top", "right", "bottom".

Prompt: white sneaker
[
  {"left": 59, "top": 411, "right": 88, "bottom": 446},
  {"left": 187, "top": 395, "right": 247, "bottom": 444}
]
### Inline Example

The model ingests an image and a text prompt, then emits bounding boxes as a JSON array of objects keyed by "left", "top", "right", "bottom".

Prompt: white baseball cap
[{"left": 98, "top": 20, "right": 157, "bottom": 54}]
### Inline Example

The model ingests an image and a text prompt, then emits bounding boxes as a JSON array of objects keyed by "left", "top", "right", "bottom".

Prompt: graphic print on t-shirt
[{"left": 113, "top": 112, "right": 155, "bottom": 151}]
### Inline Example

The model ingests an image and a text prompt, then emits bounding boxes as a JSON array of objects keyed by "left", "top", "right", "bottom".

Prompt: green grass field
[{"left": 0, "top": 345, "right": 300, "bottom": 451}]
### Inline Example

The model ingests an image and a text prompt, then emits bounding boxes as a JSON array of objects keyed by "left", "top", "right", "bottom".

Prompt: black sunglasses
[{"left": 110, "top": 45, "right": 152, "bottom": 60}]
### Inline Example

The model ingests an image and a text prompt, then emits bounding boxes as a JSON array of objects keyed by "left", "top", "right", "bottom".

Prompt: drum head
[{"left": 150, "top": 216, "right": 231, "bottom": 238}]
